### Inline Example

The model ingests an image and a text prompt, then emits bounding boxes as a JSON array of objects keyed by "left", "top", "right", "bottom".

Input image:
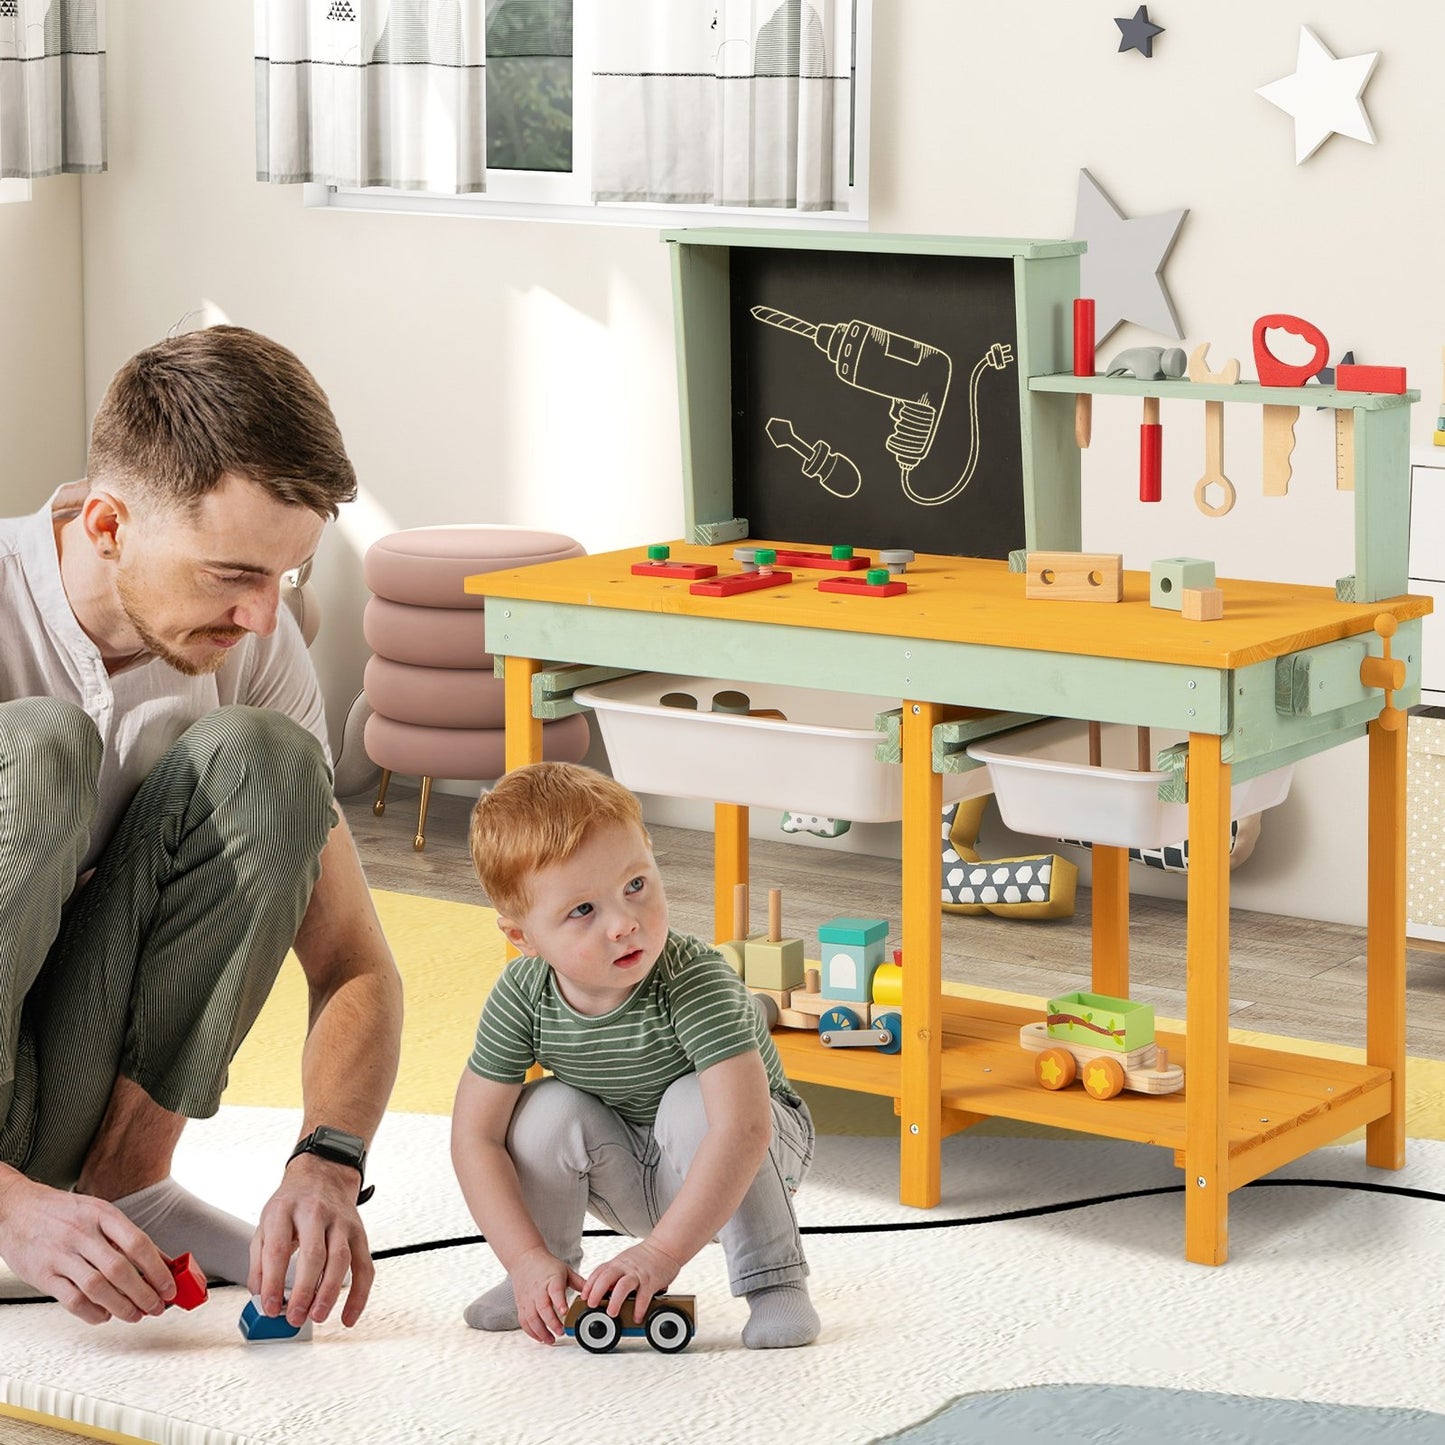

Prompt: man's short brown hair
[
  {"left": 469, "top": 762, "right": 647, "bottom": 919},
  {"left": 87, "top": 326, "right": 357, "bottom": 519}
]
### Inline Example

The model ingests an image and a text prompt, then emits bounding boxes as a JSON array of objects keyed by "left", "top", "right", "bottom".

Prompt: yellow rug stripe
[
  {"left": 225, "top": 890, "right": 1445, "bottom": 1143},
  {"left": 0, "top": 1404, "right": 151, "bottom": 1445},
  {"left": 225, "top": 889, "right": 507, "bottom": 1115}
]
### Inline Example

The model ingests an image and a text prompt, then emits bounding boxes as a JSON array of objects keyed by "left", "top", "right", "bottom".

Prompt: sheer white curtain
[
  {"left": 0, "top": 0, "right": 105, "bottom": 179},
  {"left": 592, "top": 0, "right": 854, "bottom": 211},
  {"left": 255, "top": 0, "right": 488, "bottom": 193}
]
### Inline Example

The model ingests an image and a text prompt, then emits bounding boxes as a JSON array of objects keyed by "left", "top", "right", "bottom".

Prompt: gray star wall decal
[
  {"left": 1116, "top": 6, "right": 1163, "bottom": 58},
  {"left": 1072, "top": 169, "right": 1188, "bottom": 342}
]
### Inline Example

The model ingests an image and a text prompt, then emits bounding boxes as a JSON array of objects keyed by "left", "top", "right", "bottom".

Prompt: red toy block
[
  {"left": 817, "top": 574, "right": 908, "bottom": 598},
  {"left": 631, "top": 560, "right": 718, "bottom": 580},
  {"left": 166, "top": 1252, "right": 209, "bottom": 1311},
  {"left": 772, "top": 548, "right": 872, "bottom": 571},
  {"left": 1335, "top": 364, "right": 1407, "bottom": 394},
  {"left": 690, "top": 569, "right": 793, "bottom": 598}
]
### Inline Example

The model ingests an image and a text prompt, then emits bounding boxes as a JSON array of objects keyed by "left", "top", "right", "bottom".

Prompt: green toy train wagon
[{"left": 1019, "top": 991, "right": 1184, "bottom": 1099}]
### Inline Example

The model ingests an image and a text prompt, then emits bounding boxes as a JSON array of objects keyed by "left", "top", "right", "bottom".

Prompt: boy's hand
[
  {"left": 583, "top": 1238, "right": 683, "bottom": 1324},
  {"left": 512, "top": 1244, "right": 585, "bottom": 1344}
]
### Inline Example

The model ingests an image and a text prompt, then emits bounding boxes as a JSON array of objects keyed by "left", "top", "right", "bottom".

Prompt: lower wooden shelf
[{"left": 771, "top": 992, "right": 1394, "bottom": 1193}]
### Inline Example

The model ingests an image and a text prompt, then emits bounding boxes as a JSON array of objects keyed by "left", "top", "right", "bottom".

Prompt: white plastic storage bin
[
  {"left": 574, "top": 673, "right": 992, "bottom": 822},
  {"left": 966, "top": 719, "right": 1294, "bottom": 850}
]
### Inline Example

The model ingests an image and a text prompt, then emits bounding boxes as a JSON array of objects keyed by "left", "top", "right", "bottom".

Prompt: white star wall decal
[
  {"left": 1072, "top": 169, "right": 1187, "bottom": 343},
  {"left": 1256, "top": 26, "right": 1379, "bottom": 165}
]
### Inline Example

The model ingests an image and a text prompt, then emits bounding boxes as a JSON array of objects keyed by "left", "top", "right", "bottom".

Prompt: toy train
[
  {"left": 717, "top": 891, "right": 903, "bottom": 1053},
  {"left": 1019, "top": 991, "right": 1183, "bottom": 1099}
]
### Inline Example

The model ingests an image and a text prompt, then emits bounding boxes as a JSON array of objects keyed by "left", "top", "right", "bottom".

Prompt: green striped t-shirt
[{"left": 468, "top": 931, "right": 797, "bottom": 1125}]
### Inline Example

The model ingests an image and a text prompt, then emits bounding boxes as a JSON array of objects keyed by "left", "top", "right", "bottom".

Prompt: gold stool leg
[
  {"left": 373, "top": 769, "right": 392, "bottom": 816},
  {"left": 414, "top": 776, "right": 433, "bottom": 851}
]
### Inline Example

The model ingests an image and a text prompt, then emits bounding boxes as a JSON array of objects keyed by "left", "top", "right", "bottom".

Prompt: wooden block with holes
[
  {"left": 1024, "top": 551, "right": 1123, "bottom": 603},
  {"left": 1181, "top": 586, "right": 1224, "bottom": 621}
]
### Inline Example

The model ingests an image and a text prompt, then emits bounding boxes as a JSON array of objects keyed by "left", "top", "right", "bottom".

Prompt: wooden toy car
[
  {"left": 1019, "top": 990, "right": 1183, "bottom": 1099},
  {"left": 563, "top": 1292, "right": 696, "bottom": 1354}
]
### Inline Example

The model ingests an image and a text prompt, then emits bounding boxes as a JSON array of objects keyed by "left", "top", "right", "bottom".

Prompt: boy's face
[{"left": 498, "top": 820, "right": 669, "bottom": 1016}]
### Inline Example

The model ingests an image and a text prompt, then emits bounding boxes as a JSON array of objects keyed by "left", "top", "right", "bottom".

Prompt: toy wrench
[{"left": 1185, "top": 343, "right": 1240, "bottom": 517}]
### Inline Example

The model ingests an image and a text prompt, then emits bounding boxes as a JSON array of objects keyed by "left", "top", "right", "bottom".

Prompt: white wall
[
  {"left": 0, "top": 176, "right": 86, "bottom": 497},
  {"left": 39, "top": 0, "right": 1445, "bottom": 925}
]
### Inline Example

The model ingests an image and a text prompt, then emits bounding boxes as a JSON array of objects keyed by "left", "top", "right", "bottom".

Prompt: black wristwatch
[{"left": 287, "top": 1125, "right": 375, "bottom": 1205}]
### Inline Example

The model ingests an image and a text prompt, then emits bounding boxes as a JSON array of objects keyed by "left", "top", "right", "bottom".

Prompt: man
[{"left": 0, "top": 326, "right": 403, "bottom": 1331}]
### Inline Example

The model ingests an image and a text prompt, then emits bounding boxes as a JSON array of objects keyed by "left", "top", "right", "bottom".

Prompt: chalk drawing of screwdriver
[
  {"left": 751, "top": 305, "right": 952, "bottom": 482},
  {"left": 764, "top": 417, "right": 863, "bottom": 498}
]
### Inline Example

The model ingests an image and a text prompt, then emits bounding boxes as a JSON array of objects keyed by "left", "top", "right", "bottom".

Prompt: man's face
[{"left": 113, "top": 473, "right": 324, "bottom": 676}]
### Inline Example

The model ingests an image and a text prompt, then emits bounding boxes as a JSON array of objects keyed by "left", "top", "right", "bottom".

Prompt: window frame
[{"left": 306, "top": 0, "right": 871, "bottom": 230}]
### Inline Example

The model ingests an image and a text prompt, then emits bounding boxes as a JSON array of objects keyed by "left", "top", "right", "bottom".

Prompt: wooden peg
[{"left": 733, "top": 883, "right": 749, "bottom": 942}]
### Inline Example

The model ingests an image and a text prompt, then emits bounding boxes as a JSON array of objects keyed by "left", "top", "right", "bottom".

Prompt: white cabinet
[
  {"left": 1410, "top": 447, "right": 1445, "bottom": 940},
  {"left": 1411, "top": 447, "right": 1445, "bottom": 704}
]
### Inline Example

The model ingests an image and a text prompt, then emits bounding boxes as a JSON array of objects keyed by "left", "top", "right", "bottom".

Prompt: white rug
[{"left": 3, "top": 1107, "right": 1445, "bottom": 1445}]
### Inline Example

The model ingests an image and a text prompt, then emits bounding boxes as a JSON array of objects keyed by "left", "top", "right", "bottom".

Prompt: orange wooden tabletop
[{"left": 467, "top": 541, "right": 1433, "bottom": 671}]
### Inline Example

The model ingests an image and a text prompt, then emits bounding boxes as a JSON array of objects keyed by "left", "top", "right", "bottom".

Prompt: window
[
  {"left": 0, "top": 178, "right": 32, "bottom": 203},
  {"left": 307, "top": 0, "right": 870, "bottom": 229}
]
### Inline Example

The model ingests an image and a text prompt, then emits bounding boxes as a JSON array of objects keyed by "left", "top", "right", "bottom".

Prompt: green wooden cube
[
  {"left": 744, "top": 937, "right": 805, "bottom": 991},
  {"left": 1150, "top": 557, "right": 1215, "bottom": 611}
]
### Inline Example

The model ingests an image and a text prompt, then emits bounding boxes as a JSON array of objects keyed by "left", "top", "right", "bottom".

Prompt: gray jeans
[
  {"left": 0, "top": 698, "right": 334, "bottom": 1187},
  {"left": 504, "top": 1073, "right": 814, "bottom": 1296}
]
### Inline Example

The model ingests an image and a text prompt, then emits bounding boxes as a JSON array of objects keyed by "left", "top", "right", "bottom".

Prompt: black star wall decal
[{"left": 1116, "top": 6, "right": 1164, "bottom": 58}]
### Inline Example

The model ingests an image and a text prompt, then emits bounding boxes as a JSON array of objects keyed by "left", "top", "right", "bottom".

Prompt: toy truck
[
  {"left": 563, "top": 1292, "right": 696, "bottom": 1354},
  {"left": 1019, "top": 991, "right": 1183, "bottom": 1099}
]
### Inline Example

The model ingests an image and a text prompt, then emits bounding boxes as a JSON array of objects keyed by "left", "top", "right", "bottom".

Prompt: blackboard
[{"left": 729, "top": 246, "right": 1025, "bottom": 560}]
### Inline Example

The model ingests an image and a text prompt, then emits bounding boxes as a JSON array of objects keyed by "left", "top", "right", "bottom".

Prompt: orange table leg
[
  {"left": 714, "top": 803, "right": 749, "bottom": 946},
  {"left": 900, "top": 700, "right": 943, "bottom": 1208},
  {"left": 1365, "top": 712, "right": 1408, "bottom": 1170},
  {"left": 503, "top": 657, "right": 544, "bottom": 773},
  {"left": 1184, "top": 732, "right": 1230, "bottom": 1266},
  {"left": 1090, "top": 844, "right": 1130, "bottom": 999},
  {"left": 503, "top": 658, "right": 544, "bottom": 979}
]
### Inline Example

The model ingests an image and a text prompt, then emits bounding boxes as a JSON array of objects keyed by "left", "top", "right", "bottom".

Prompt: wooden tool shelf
[{"left": 1029, "top": 373, "right": 1418, "bottom": 410}]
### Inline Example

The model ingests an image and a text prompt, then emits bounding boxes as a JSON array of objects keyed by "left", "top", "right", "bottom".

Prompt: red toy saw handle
[{"left": 1252, "top": 313, "right": 1330, "bottom": 387}]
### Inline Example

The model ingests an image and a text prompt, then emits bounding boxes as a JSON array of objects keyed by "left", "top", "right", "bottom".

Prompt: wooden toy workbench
[{"left": 468, "top": 231, "right": 1433, "bottom": 1266}]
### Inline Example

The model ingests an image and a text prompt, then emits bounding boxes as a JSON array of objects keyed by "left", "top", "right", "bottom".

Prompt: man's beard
[{"left": 115, "top": 568, "right": 239, "bottom": 678}]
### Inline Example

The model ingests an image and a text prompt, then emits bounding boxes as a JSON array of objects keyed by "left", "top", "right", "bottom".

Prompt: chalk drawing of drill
[{"left": 753, "top": 304, "right": 1014, "bottom": 506}]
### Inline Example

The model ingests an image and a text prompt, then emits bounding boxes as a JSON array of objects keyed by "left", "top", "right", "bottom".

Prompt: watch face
[{"left": 310, "top": 1126, "right": 366, "bottom": 1165}]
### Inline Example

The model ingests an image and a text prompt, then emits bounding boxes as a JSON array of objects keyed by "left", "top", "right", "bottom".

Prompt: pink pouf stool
[{"left": 362, "top": 525, "right": 591, "bottom": 849}]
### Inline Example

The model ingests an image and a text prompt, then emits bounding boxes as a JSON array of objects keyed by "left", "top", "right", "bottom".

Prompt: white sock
[
  {"left": 463, "top": 1278, "right": 520, "bottom": 1331},
  {"left": 111, "top": 1177, "right": 255, "bottom": 1286},
  {"left": 742, "top": 1281, "right": 819, "bottom": 1349}
]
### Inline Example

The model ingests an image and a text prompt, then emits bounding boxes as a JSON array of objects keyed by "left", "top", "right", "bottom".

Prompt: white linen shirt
[{"left": 0, "top": 483, "right": 331, "bottom": 876}]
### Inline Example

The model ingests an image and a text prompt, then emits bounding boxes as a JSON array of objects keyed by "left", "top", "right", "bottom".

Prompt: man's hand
[
  {"left": 510, "top": 1243, "right": 585, "bottom": 1345},
  {"left": 250, "top": 1153, "right": 373, "bottom": 1328},
  {"left": 0, "top": 1171, "right": 175, "bottom": 1324},
  {"left": 582, "top": 1238, "right": 683, "bottom": 1325}
]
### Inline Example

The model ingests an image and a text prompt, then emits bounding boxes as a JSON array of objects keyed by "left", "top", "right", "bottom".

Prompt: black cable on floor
[{"left": 2, "top": 1176, "right": 1440, "bottom": 1303}]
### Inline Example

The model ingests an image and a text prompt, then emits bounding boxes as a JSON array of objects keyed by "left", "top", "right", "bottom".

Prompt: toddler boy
[{"left": 451, "top": 761, "right": 817, "bottom": 1349}]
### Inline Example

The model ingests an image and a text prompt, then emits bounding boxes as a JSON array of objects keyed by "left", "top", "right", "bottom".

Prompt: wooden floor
[{"left": 343, "top": 785, "right": 1445, "bottom": 1061}]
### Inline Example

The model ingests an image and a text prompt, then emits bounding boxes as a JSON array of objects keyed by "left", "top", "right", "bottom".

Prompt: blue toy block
[
  {"left": 818, "top": 917, "right": 889, "bottom": 1002},
  {"left": 239, "top": 1295, "right": 313, "bottom": 1342}
]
